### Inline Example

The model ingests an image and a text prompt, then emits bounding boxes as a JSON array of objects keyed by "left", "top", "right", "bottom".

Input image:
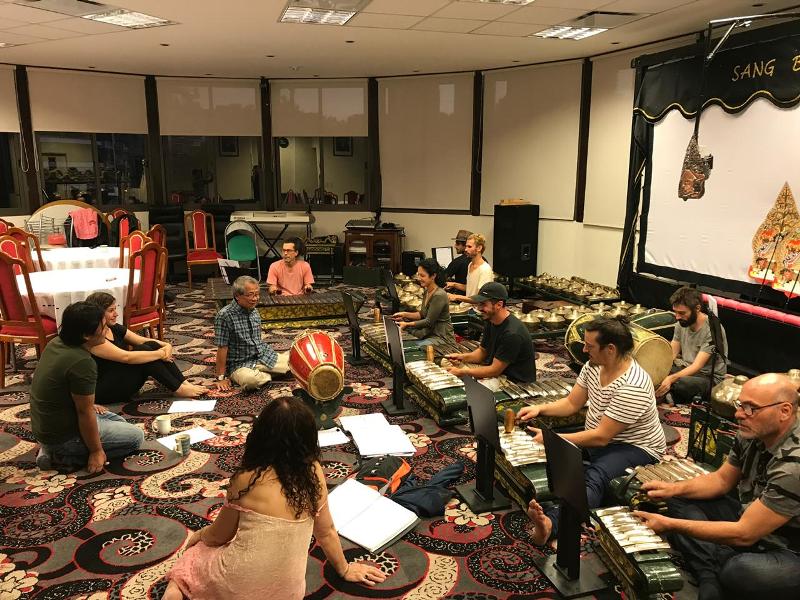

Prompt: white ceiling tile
[
  {"left": 532, "top": 0, "right": 614, "bottom": 8},
  {"left": 348, "top": 13, "right": 424, "bottom": 29},
  {"left": 363, "top": 0, "right": 451, "bottom": 17},
  {"left": 499, "top": 6, "right": 588, "bottom": 24},
  {"left": 0, "top": 3, "right": 69, "bottom": 23},
  {"left": 471, "top": 21, "right": 539, "bottom": 36},
  {"left": 433, "top": 2, "right": 522, "bottom": 20},
  {"left": 0, "top": 16, "right": 24, "bottom": 28},
  {"left": 7, "top": 23, "right": 80, "bottom": 39},
  {"left": 413, "top": 17, "right": 487, "bottom": 33},
  {"left": 0, "top": 29, "right": 45, "bottom": 44},
  {"left": 47, "top": 17, "right": 128, "bottom": 34},
  {"left": 600, "top": 0, "right": 694, "bottom": 12}
]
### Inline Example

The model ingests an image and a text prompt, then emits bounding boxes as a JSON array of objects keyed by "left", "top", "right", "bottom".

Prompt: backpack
[{"left": 352, "top": 456, "right": 411, "bottom": 495}]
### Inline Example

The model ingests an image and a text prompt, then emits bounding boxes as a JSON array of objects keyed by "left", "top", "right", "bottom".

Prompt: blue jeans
[
  {"left": 666, "top": 496, "right": 800, "bottom": 600},
  {"left": 42, "top": 412, "right": 144, "bottom": 465},
  {"left": 545, "top": 442, "right": 658, "bottom": 537}
]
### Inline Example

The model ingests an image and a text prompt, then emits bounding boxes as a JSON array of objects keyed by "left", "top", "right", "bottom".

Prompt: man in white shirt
[{"left": 447, "top": 233, "right": 493, "bottom": 304}]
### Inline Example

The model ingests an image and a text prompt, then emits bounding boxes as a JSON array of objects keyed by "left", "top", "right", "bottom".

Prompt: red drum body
[{"left": 289, "top": 329, "right": 345, "bottom": 402}]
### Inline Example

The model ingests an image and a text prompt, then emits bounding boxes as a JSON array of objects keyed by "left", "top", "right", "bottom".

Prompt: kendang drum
[
  {"left": 290, "top": 330, "right": 345, "bottom": 402},
  {"left": 629, "top": 309, "right": 676, "bottom": 341},
  {"left": 565, "top": 314, "right": 672, "bottom": 386}
]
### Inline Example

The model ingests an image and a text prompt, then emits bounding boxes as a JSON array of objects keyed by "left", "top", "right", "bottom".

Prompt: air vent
[{"left": 568, "top": 11, "right": 641, "bottom": 29}]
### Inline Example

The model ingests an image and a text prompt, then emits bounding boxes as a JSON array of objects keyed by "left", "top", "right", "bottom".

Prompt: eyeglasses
[{"left": 733, "top": 399, "right": 788, "bottom": 416}]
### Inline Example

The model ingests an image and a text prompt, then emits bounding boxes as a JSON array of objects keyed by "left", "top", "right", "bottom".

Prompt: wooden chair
[
  {"left": 0, "top": 218, "right": 11, "bottom": 235},
  {"left": 123, "top": 241, "right": 167, "bottom": 340},
  {"left": 112, "top": 208, "right": 132, "bottom": 243},
  {"left": 147, "top": 224, "right": 167, "bottom": 249},
  {"left": 0, "top": 251, "right": 57, "bottom": 388},
  {"left": 120, "top": 230, "right": 151, "bottom": 270},
  {"left": 5, "top": 227, "right": 45, "bottom": 272},
  {"left": 184, "top": 210, "right": 221, "bottom": 289}
]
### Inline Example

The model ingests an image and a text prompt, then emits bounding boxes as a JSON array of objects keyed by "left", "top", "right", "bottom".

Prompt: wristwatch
[{"left": 216, "top": 374, "right": 226, "bottom": 381}]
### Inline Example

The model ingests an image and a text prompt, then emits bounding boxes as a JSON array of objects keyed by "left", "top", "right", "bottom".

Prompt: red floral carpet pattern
[{"left": 0, "top": 285, "right": 688, "bottom": 599}]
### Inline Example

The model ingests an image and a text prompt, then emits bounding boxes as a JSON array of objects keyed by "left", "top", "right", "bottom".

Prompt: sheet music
[
  {"left": 351, "top": 425, "right": 416, "bottom": 457},
  {"left": 318, "top": 427, "right": 350, "bottom": 448}
]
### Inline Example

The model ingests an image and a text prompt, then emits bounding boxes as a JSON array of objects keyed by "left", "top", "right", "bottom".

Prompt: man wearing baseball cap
[
  {"left": 444, "top": 229, "right": 472, "bottom": 291},
  {"left": 445, "top": 282, "right": 536, "bottom": 383}
]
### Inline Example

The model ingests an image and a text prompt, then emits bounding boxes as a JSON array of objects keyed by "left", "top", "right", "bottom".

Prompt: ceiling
[{"left": 0, "top": 0, "right": 797, "bottom": 78}]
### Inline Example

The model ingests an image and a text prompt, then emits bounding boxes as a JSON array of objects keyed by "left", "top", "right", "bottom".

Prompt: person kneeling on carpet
[
  {"left": 212, "top": 275, "right": 290, "bottom": 392},
  {"left": 518, "top": 315, "right": 666, "bottom": 547},
  {"left": 85, "top": 292, "right": 207, "bottom": 403},
  {"left": 164, "top": 396, "right": 386, "bottom": 600},
  {"left": 30, "top": 301, "right": 144, "bottom": 474}
]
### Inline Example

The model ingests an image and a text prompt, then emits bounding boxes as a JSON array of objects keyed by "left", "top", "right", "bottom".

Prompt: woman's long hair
[{"left": 230, "top": 396, "right": 322, "bottom": 518}]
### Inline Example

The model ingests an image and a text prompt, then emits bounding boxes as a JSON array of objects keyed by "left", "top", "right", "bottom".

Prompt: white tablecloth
[
  {"left": 40, "top": 247, "right": 127, "bottom": 271},
  {"left": 16, "top": 268, "right": 140, "bottom": 327}
]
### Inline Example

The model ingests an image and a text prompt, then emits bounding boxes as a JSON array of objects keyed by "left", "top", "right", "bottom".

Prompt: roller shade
[
  {"left": 0, "top": 66, "right": 18, "bottom": 132},
  {"left": 271, "top": 79, "right": 368, "bottom": 137}
]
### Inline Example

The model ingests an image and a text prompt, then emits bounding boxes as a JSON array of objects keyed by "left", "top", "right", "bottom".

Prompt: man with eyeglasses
[
  {"left": 634, "top": 373, "right": 800, "bottom": 600},
  {"left": 267, "top": 237, "right": 314, "bottom": 296},
  {"left": 212, "top": 276, "right": 290, "bottom": 391}
]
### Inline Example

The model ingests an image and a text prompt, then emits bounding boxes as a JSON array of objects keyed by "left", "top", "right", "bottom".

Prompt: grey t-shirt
[{"left": 672, "top": 317, "right": 727, "bottom": 381}]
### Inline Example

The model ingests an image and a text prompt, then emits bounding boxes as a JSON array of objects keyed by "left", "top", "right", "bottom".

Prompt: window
[
  {"left": 37, "top": 132, "right": 149, "bottom": 206},
  {"left": 162, "top": 135, "right": 261, "bottom": 204},
  {"left": 276, "top": 136, "right": 367, "bottom": 208},
  {"left": 0, "top": 133, "right": 24, "bottom": 211}
]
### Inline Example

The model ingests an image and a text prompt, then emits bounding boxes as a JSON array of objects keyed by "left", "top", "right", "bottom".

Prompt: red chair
[
  {"left": 120, "top": 230, "right": 151, "bottom": 269},
  {"left": 5, "top": 227, "right": 45, "bottom": 272},
  {"left": 0, "top": 235, "right": 34, "bottom": 276},
  {"left": 0, "top": 218, "right": 11, "bottom": 235},
  {"left": 0, "top": 251, "right": 57, "bottom": 388},
  {"left": 123, "top": 241, "right": 167, "bottom": 340},
  {"left": 184, "top": 210, "right": 221, "bottom": 289},
  {"left": 112, "top": 209, "right": 131, "bottom": 243},
  {"left": 147, "top": 224, "right": 167, "bottom": 249}
]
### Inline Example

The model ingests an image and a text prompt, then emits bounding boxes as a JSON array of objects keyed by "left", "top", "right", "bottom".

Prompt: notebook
[
  {"left": 328, "top": 479, "right": 420, "bottom": 553},
  {"left": 337, "top": 414, "right": 416, "bottom": 457}
]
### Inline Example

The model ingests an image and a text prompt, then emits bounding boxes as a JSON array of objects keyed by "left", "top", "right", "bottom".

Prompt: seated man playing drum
[
  {"left": 267, "top": 237, "right": 314, "bottom": 296},
  {"left": 213, "top": 276, "right": 290, "bottom": 392},
  {"left": 519, "top": 316, "right": 666, "bottom": 546},
  {"left": 444, "top": 282, "right": 536, "bottom": 384},
  {"left": 635, "top": 373, "right": 800, "bottom": 600}
]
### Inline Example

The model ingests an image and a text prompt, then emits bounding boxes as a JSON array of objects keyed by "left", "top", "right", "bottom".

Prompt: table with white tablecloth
[
  {"left": 40, "top": 246, "right": 128, "bottom": 271},
  {"left": 16, "top": 268, "right": 140, "bottom": 326}
]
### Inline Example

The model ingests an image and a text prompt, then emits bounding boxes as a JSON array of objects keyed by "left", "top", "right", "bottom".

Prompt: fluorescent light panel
[
  {"left": 280, "top": 7, "right": 356, "bottom": 25},
  {"left": 0, "top": 42, "right": 16, "bottom": 48},
  {"left": 533, "top": 26, "right": 607, "bottom": 40},
  {"left": 460, "top": 0, "right": 536, "bottom": 5},
  {"left": 82, "top": 9, "right": 174, "bottom": 29}
]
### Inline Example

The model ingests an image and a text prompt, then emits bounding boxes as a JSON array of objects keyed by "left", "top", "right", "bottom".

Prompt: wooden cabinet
[{"left": 344, "top": 229, "right": 403, "bottom": 274}]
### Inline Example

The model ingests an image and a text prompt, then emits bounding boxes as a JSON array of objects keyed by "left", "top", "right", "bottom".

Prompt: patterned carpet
[{"left": 0, "top": 284, "right": 690, "bottom": 599}]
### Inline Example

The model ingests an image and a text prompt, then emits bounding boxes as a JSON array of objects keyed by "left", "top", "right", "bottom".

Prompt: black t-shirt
[
  {"left": 445, "top": 253, "right": 470, "bottom": 285},
  {"left": 93, "top": 323, "right": 127, "bottom": 377},
  {"left": 480, "top": 313, "right": 537, "bottom": 383}
]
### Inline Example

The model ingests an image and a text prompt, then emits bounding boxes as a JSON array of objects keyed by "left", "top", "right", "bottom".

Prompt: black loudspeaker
[
  {"left": 402, "top": 251, "right": 425, "bottom": 276},
  {"left": 493, "top": 204, "right": 539, "bottom": 278}
]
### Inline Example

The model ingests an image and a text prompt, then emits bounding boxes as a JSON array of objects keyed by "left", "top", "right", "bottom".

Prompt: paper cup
[{"left": 154, "top": 414, "right": 171, "bottom": 435}]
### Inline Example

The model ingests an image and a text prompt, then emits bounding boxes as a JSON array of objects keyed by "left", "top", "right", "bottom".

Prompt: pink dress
[{"left": 168, "top": 503, "right": 314, "bottom": 599}]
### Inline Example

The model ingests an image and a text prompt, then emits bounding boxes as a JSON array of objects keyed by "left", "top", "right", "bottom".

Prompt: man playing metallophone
[
  {"left": 519, "top": 316, "right": 666, "bottom": 546},
  {"left": 212, "top": 276, "right": 290, "bottom": 391},
  {"left": 634, "top": 373, "right": 800, "bottom": 600},
  {"left": 267, "top": 237, "right": 314, "bottom": 296},
  {"left": 444, "top": 282, "right": 536, "bottom": 384}
]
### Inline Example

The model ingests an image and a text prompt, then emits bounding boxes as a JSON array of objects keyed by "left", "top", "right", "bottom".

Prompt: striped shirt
[
  {"left": 214, "top": 301, "right": 277, "bottom": 374},
  {"left": 577, "top": 359, "right": 666, "bottom": 459},
  {"left": 727, "top": 417, "right": 800, "bottom": 552}
]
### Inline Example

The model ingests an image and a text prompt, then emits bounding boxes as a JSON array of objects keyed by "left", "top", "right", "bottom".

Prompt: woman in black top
[{"left": 85, "top": 292, "right": 207, "bottom": 404}]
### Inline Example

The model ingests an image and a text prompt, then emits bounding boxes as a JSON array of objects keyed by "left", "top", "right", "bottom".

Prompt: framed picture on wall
[
  {"left": 219, "top": 137, "right": 239, "bottom": 157},
  {"left": 333, "top": 137, "right": 353, "bottom": 157}
]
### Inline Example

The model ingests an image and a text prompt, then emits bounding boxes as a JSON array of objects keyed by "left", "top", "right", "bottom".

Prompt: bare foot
[
  {"left": 526, "top": 499, "right": 553, "bottom": 546},
  {"left": 174, "top": 382, "right": 207, "bottom": 398},
  {"left": 162, "top": 580, "right": 183, "bottom": 600}
]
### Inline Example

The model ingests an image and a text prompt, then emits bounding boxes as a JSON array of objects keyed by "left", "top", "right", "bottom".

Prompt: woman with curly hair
[{"left": 164, "top": 396, "right": 386, "bottom": 599}]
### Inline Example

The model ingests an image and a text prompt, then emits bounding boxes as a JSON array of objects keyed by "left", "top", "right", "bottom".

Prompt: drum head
[
  {"left": 308, "top": 365, "right": 344, "bottom": 402},
  {"left": 564, "top": 313, "right": 595, "bottom": 364}
]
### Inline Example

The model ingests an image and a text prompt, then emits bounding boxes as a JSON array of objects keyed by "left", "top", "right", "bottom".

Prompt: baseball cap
[
  {"left": 470, "top": 282, "right": 508, "bottom": 303},
  {"left": 452, "top": 229, "right": 472, "bottom": 242}
]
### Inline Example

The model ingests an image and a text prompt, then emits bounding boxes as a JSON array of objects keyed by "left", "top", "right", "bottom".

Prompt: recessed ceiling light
[
  {"left": 345, "top": 40, "right": 355, "bottom": 43},
  {"left": 83, "top": 9, "right": 175, "bottom": 29},
  {"left": 280, "top": 7, "right": 355, "bottom": 25},
  {"left": 204, "top": 73, "right": 213, "bottom": 76},
  {"left": 752, "top": 3, "right": 764, "bottom": 6},
  {"left": 313, "top": 74, "right": 320, "bottom": 77},
  {"left": 460, "top": 0, "right": 536, "bottom": 5},
  {"left": 161, "top": 43, "right": 170, "bottom": 47},
  {"left": 412, "top": 70, "right": 420, "bottom": 73},
  {"left": 533, "top": 26, "right": 607, "bottom": 40},
  {"left": 266, "top": 54, "right": 276, "bottom": 58},
  {"left": 88, "top": 65, "right": 96, "bottom": 69},
  {"left": 0, "top": 42, "right": 16, "bottom": 48},
  {"left": 611, "top": 41, "right": 620, "bottom": 45},
  {"left": 511, "top": 60, "right": 520, "bottom": 63}
]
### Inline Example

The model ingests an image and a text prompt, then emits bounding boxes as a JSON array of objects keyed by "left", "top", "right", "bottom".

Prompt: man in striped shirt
[
  {"left": 635, "top": 373, "right": 800, "bottom": 600},
  {"left": 518, "top": 316, "right": 666, "bottom": 546}
]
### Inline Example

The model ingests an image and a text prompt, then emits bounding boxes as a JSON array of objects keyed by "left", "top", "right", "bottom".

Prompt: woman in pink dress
[{"left": 164, "top": 397, "right": 386, "bottom": 599}]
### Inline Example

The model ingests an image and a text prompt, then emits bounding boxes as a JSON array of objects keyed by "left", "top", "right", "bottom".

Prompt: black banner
[{"left": 634, "top": 29, "right": 800, "bottom": 122}]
